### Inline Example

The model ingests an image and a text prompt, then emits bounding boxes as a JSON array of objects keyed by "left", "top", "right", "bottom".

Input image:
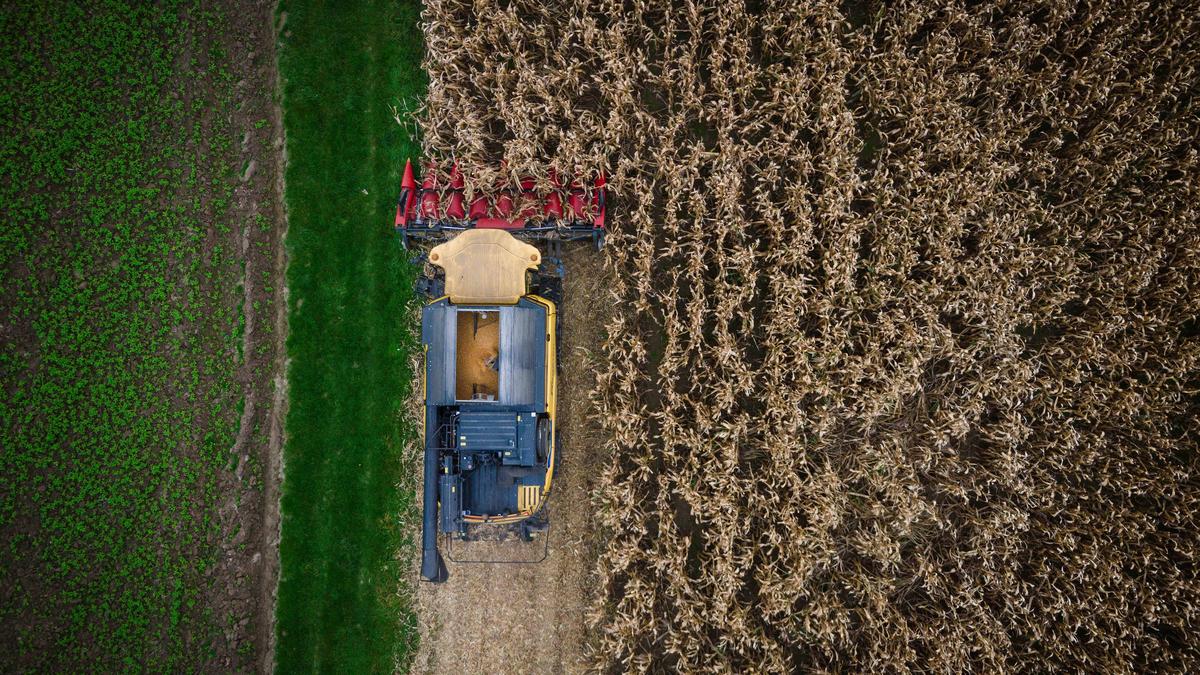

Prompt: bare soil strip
[
  {"left": 256, "top": 7, "right": 291, "bottom": 674},
  {"left": 206, "top": 0, "right": 289, "bottom": 670}
]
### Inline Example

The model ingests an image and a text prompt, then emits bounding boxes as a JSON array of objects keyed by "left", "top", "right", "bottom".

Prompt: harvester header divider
[{"left": 395, "top": 159, "right": 607, "bottom": 250}]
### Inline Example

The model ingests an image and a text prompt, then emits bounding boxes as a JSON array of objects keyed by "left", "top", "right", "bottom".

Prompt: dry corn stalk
[{"left": 419, "top": 0, "right": 1200, "bottom": 671}]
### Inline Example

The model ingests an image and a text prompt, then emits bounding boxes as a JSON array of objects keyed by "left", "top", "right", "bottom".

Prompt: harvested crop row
[{"left": 419, "top": 0, "right": 1200, "bottom": 671}]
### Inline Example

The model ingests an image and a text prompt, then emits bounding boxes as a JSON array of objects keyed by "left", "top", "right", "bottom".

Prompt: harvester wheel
[{"left": 536, "top": 416, "right": 551, "bottom": 464}]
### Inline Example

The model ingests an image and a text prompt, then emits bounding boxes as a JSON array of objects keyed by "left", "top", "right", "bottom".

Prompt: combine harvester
[{"left": 395, "top": 160, "right": 605, "bottom": 582}]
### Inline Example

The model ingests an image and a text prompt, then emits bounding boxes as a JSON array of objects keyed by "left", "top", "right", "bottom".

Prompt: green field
[
  {"left": 273, "top": 0, "right": 425, "bottom": 670},
  {"left": 0, "top": 1, "right": 258, "bottom": 669}
]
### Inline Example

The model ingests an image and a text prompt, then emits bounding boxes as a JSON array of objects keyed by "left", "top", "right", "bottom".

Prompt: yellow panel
[
  {"left": 428, "top": 230, "right": 540, "bottom": 305},
  {"left": 517, "top": 485, "right": 541, "bottom": 513},
  {"left": 527, "top": 295, "right": 556, "bottom": 499}
]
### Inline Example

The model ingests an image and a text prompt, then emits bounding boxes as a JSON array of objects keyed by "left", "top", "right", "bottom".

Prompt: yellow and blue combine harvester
[{"left": 396, "top": 160, "right": 605, "bottom": 582}]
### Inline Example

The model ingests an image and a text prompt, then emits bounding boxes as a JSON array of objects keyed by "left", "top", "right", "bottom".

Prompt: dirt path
[
  {"left": 410, "top": 247, "right": 613, "bottom": 674},
  {"left": 203, "top": 1, "right": 289, "bottom": 671},
  {"left": 255, "top": 7, "right": 290, "bottom": 673}
]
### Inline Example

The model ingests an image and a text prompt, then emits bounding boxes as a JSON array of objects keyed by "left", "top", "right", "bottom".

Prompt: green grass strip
[{"left": 274, "top": 0, "right": 425, "bottom": 671}]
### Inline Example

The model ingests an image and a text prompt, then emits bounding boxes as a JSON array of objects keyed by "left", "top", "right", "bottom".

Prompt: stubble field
[{"left": 417, "top": 0, "right": 1199, "bottom": 671}]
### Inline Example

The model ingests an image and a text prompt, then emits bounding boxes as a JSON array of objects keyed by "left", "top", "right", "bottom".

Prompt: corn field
[{"left": 419, "top": 0, "right": 1199, "bottom": 670}]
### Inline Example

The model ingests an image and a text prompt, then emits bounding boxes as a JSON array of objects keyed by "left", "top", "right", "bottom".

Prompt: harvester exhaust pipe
[{"left": 420, "top": 438, "right": 448, "bottom": 582}]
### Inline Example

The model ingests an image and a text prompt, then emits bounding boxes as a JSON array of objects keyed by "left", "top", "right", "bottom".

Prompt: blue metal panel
[
  {"left": 422, "top": 299, "right": 457, "bottom": 406},
  {"left": 498, "top": 299, "right": 547, "bottom": 409},
  {"left": 438, "top": 473, "right": 461, "bottom": 532},
  {"left": 464, "top": 459, "right": 499, "bottom": 514},
  {"left": 457, "top": 410, "right": 517, "bottom": 452},
  {"left": 510, "top": 413, "right": 539, "bottom": 467},
  {"left": 455, "top": 410, "right": 539, "bottom": 467}
]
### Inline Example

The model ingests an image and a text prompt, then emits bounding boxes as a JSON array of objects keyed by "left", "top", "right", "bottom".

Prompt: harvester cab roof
[
  {"left": 428, "top": 229, "right": 541, "bottom": 305},
  {"left": 398, "top": 160, "right": 603, "bottom": 583}
]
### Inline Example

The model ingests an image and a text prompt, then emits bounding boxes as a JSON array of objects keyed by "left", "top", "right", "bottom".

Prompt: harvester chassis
[{"left": 399, "top": 160, "right": 603, "bottom": 584}]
